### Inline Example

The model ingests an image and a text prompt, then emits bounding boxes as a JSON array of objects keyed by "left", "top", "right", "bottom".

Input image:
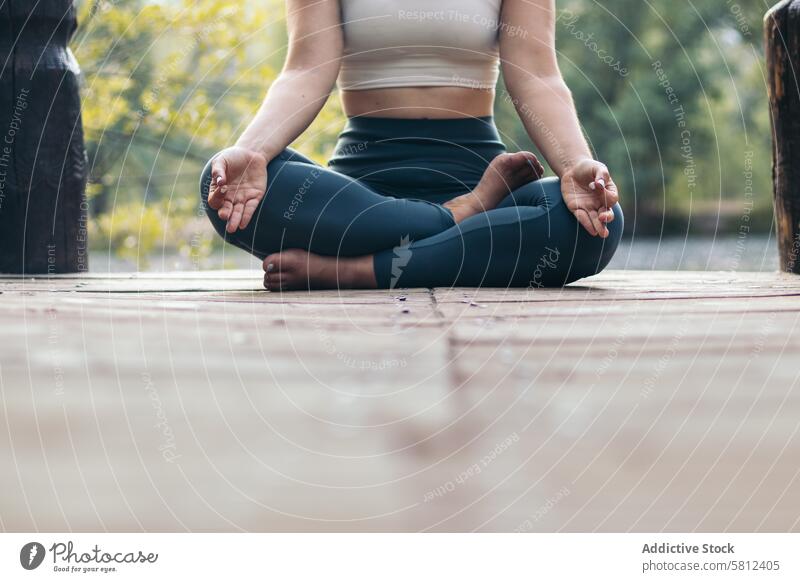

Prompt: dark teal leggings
[{"left": 200, "top": 117, "right": 623, "bottom": 288}]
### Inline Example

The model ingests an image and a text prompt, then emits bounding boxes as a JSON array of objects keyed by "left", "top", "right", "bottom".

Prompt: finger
[
  {"left": 239, "top": 197, "right": 260, "bottom": 230},
  {"left": 588, "top": 209, "right": 608, "bottom": 238},
  {"left": 588, "top": 169, "right": 607, "bottom": 194},
  {"left": 604, "top": 187, "right": 619, "bottom": 208},
  {"left": 594, "top": 163, "right": 610, "bottom": 186},
  {"left": 588, "top": 210, "right": 608, "bottom": 236},
  {"left": 208, "top": 158, "right": 227, "bottom": 206},
  {"left": 207, "top": 180, "right": 225, "bottom": 209},
  {"left": 227, "top": 202, "right": 245, "bottom": 233},
  {"left": 207, "top": 184, "right": 220, "bottom": 209},
  {"left": 211, "top": 156, "right": 227, "bottom": 184},
  {"left": 208, "top": 184, "right": 224, "bottom": 210},
  {"left": 574, "top": 209, "right": 598, "bottom": 236},
  {"left": 599, "top": 207, "right": 615, "bottom": 223},
  {"left": 218, "top": 199, "right": 233, "bottom": 221},
  {"left": 213, "top": 189, "right": 236, "bottom": 217}
]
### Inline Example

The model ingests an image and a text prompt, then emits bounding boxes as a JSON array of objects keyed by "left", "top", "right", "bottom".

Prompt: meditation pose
[{"left": 200, "top": 0, "right": 623, "bottom": 290}]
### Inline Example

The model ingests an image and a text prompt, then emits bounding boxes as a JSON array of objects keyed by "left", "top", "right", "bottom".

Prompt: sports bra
[{"left": 338, "top": 0, "right": 502, "bottom": 91}]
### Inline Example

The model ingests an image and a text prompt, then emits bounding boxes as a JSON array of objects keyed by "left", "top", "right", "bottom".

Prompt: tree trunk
[
  {"left": 766, "top": 0, "right": 800, "bottom": 274},
  {"left": 0, "top": 0, "right": 87, "bottom": 274}
]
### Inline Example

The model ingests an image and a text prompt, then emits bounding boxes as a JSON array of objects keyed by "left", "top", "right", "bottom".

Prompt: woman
[{"left": 200, "top": 0, "right": 622, "bottom": 290}]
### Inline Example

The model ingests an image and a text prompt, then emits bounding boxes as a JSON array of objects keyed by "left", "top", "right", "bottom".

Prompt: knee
[
  {"left": 199, "top": 158, "right": 212, "bottom": 205},
  {"left": 544, "top": 200, "right": 623, "bottom": 286},
  {"left": 529, "top": 176, "right": 562, "bottom": 209},
  {"left": 606, "top": 203, "right": 624, "bottom": 249},
  {"left": 581, "top": 202, "right": 624, "bottom": 278}
]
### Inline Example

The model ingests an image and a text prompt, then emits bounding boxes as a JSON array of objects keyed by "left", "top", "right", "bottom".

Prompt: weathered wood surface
[
  {"left": 766, "top": 0, "right": 800, "bottom": 274},
  {"left": 1, "top": 270, "right": 799, "bottom": 532}
]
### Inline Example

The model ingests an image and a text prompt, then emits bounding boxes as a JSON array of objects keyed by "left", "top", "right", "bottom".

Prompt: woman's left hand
[{"left": 560, "top": 159, "right": 619, "bottom": 238}]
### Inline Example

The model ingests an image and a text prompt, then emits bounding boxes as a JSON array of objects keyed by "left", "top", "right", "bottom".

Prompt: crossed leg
[
  {"left": 261, "top": 178, "right": 623, "bottom": 290},
  {"left": 200, "top": 149, "right": 623, "bottom": 290}
]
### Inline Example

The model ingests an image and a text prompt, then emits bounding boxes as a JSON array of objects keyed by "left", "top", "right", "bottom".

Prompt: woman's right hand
[{"left": 207, "top": 146, "right": 268, "bottom": 233}]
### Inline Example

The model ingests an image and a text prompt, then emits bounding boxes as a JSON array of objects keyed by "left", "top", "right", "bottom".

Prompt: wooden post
[
  {"left": 766, "top": 0, "right": 800, "bottom": 274},
  {"left": 0, "top": 0, "right": 87, "bottom": 274}
]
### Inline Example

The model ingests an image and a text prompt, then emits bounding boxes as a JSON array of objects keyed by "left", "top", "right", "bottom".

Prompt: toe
[
  {"left": 264, "top": 271, "right": 287, "bottom": 291},
  {"left": 519, "top": 152, "right": 540, "bottom": 170},
  {"left": 509, "top": 152, "right": 537, "bottom": 177},
  {"left": 263, "top": 253, "right": 282, "bottom": 273}
]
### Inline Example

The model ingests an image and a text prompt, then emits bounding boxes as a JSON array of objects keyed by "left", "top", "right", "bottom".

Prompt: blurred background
[{"left": 75, "top": 0, "right": 773, "bottom": 271}]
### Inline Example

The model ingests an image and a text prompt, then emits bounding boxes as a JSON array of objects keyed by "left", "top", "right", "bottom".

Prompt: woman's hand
[
  {"left": 560, "top": 159, "right": 619, "bottom": 238},
  {"left": 207, "top": 146, "right": 268, "bottom": 233}
]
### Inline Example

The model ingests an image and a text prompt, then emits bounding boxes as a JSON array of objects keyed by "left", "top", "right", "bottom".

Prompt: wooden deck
[{"left": 1, "top": 269, "right": 799, "bottom": 532}]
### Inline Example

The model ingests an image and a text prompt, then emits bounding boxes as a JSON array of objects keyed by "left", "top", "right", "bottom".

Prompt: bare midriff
[{"left": 341, "top": 86, "right": 495, "bottom": 119}]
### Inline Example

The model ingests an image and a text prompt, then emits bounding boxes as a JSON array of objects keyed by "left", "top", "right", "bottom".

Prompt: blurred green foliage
[{"left": 75, "top": 0, "right": 774, "bottom": 265}]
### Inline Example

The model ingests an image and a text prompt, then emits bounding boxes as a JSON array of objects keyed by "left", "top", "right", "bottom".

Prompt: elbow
[
  {"left": 283, "top": 40, "right": 342, "bottom": 92},
  {"left": 504, "top": 70, "right": 571, "bottom": 103},
  {"left": 281, "top": 59, "right": 341, "bottom": 93}
]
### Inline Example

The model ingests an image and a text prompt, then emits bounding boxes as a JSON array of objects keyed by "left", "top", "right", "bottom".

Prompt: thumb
[
  {"left": 211, "top": 156, "right": 227, "bottom": 186},
  {"left": 592, "top": 163, "right": 610, "bottom": 190},
  {"left": 208, "top": 156, "right": 228, "bottom": 209}
]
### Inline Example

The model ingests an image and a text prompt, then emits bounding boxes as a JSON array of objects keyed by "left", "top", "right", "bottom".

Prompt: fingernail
[
  {"left": 589, "top": 182, "right": 596, "bottom": 190},
  {"left": 266, "top": 263, "right": 275, "bottom": 272},
  {"left": 221, "top": 185, "right": 228, "bottom": 193}
]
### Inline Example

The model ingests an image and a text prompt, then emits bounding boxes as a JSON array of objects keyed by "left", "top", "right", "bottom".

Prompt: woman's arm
[
  {"left": 208, "top": 0, "right": 342, "bottom": 232},
  {"left": 236, "top": 0, "right": 343, "bottom": 159},
  {"left": 500, "top": 0, "right": 618, "bottom": 237}
]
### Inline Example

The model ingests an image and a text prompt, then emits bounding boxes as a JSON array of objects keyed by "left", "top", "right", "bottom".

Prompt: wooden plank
[{"left": 0, "top": 270, "right": 798, "bottom": 532}]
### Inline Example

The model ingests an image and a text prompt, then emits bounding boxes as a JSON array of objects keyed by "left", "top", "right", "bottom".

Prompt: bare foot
[
  {"left": 262, "top": 249, "right": 377, "bottom": 290},
  {"left": 443, "top": 151, "right": 544, "bottom": 223}
]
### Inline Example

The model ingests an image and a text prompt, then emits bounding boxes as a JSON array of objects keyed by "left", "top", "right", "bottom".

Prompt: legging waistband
[
  {"left": 328, "top": 116, "right": 506, "bottom": 201},
  {"left": 340, "top": 115, "right": 502, "bottom": 142}
]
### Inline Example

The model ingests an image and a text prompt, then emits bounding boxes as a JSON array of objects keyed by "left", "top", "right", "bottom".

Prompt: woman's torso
[{"left": 338, "top": 0, "right": 502, "bottom": 119}]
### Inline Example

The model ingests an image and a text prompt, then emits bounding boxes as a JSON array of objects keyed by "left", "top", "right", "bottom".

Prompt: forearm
[
  {"left": 505, "top": 75, "right": 592, "bottom": 177},
  {"left": 235, "top": 67, "right": 336, "bottom": 161}
]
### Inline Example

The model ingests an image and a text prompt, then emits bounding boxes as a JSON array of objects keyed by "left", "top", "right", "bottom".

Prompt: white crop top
[{"left": 338, "top": 0, "right": 502, "bottom": 91}]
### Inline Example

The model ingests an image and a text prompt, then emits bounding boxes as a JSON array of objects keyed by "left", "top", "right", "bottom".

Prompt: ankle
[
  {"left": 331, "top": 255, "right": 376, "bottom": 289},
  {"left": 347, "top": 256, "right": 377, "bottom": 288}
]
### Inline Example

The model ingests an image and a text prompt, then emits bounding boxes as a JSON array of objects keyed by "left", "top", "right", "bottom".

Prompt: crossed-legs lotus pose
[{"left": 200, "top": 0, "right": 623, "bottom": 290}]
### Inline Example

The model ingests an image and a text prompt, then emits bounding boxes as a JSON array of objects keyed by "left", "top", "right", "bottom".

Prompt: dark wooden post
[
  {"left": 0, "top": 0, "right": 87, "bottom": 274},
  {"left": 766, "top": 0, "right": 800, "bottom": 274}
]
